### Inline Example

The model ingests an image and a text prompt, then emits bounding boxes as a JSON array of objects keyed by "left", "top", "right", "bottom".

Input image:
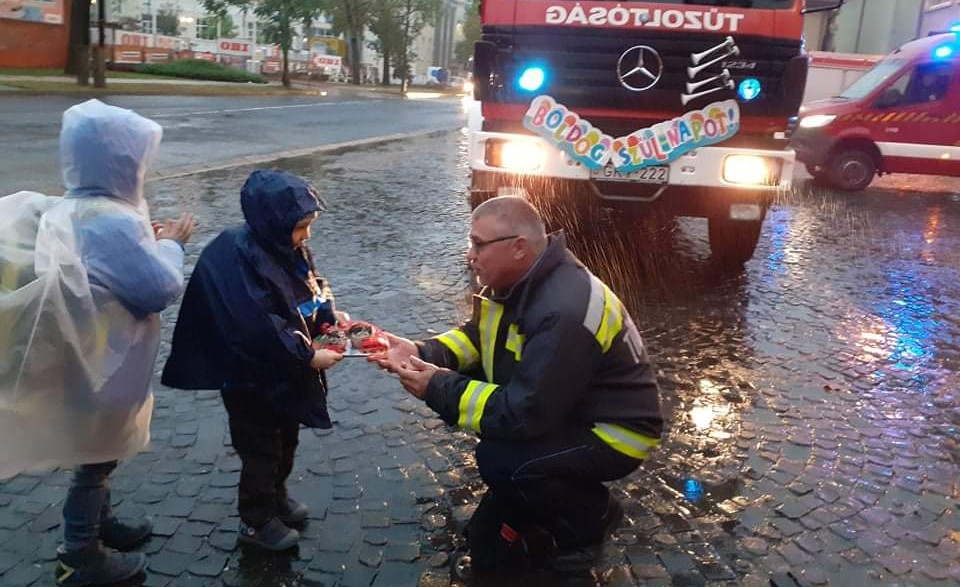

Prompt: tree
[
  {"left": 156, "top": 4, "right": 180, "bottom": 36},
  {"left": 199, "top": 13, "right": 238, "bottom": 39},
  {"left": 204, "top": 0, "right": 325, "bottom": 88},
  {"left": 365, "top": 0, "right": 437, "bottom": 90},
  {"left": 394, "top": 0, "right": 440, "bottom": 92},
  {"left": 453, "top": 0, "right": 480, "bottom": 70},
  {"left": 323, "top": 0, "right": 372, "bottom": 85},
  {"left": 367, "top": 0, "right": 403, "bottom": 85},
  {"left": 65, "top": 0, "right": 91, "bottom": 75}
]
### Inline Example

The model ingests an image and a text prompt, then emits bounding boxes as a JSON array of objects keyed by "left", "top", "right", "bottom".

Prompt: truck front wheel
[
  {"left": 826, "top": 148, "right": 876, "bottom": 191},
  {"left": 708, "top": 217, "right": 764, "bottom": 266}
]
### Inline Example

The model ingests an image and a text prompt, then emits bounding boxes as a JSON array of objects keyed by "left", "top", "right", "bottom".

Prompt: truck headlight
[
  {"left": 484, "top": 139, "right": 546, "bottom": 172},
  {"left": 722, "top": 155, "right": 781, "bottom": 186},
  {"left": 798, "top": 114, "right": 836, "bottom": 129}
]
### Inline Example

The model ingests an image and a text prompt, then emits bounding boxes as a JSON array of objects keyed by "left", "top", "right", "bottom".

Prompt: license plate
[{"left": 590, "top": 165, "right": 669, "bottom": 184}]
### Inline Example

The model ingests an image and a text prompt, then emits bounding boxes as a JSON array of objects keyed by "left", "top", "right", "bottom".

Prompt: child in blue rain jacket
[{"left": 162, "top": 169, "right": 343, "bottom": 551}]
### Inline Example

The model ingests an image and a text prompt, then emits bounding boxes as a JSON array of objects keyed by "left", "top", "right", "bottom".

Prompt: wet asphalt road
[
  {"left": 0, "top": 130, "right": 958, "bottom": 587},
  {"left": 0, "top": 93, "right": 465, "bottom": 197}
]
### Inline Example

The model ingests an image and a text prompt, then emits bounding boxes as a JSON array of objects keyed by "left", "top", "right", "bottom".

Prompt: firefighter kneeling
[{"left": 369, "top": 196, "right": 663, "bottom": 575}]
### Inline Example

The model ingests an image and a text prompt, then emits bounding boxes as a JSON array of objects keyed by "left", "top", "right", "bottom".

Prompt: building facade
[{"left": 804, "top": 0, "right": 960, "bottom": 55}]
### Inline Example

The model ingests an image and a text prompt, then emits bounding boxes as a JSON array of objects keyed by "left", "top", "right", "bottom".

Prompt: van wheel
[{"left": 826, "top": 148, "right": 876, "bottom": 191}]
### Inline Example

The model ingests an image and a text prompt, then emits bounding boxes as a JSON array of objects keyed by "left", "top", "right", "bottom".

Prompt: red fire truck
[{"left": 467, "top": 0, "right": 842, "bottom": 264}]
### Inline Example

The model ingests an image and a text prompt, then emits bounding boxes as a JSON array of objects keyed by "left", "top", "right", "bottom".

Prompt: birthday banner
[{"left": 522, "top": 95, "right": 740, "bottom": 171}]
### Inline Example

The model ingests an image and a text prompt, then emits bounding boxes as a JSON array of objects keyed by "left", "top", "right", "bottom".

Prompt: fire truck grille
[{"left": 479, "top": 26, "right": 805, "bottom": 118}]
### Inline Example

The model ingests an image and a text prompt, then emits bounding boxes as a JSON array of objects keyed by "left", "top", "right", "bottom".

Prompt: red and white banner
[
  {"left": 115, "top": 31, "right": 179, "bottom": 49},
  {"left": 217, "top": 38, "right": 252, "bottom": 56},
  {"left": 311, "top": 54, "right": 342, "bottom": 70},
  {"left": 263, "top": 59, "right": 282, "bottom": 73}
]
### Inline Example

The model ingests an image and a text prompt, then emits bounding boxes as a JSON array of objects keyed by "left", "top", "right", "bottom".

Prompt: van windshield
[{"left": 839, "top": 58, "right": 908, "bottom": 100}]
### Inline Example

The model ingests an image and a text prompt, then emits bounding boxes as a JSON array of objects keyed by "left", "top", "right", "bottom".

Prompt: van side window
[{"left": 902, "top": 62, "right": 953, "bottom": 106}]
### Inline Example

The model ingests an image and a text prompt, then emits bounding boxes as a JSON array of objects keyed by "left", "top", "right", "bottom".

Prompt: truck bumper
[{"left": 469, "top": 130, "right": 795, "bottom": 210}]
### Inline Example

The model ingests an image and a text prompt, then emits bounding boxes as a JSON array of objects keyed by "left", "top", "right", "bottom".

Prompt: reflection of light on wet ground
[
  {"left": 683, "top": 478, "right": 705, "bottom": 503},
  {"left": 924, "top": 207, "right": 941, "bottom": 245},
  {"left": 405, "top": 91, "right": 446, "bottom": 100},
  {"left": 921, "top": 206, "right": 942, "bottom": 263},
  {"left": 698, "top": 379, "right": 723, "bottom": 395},
  {"left": 837, "top": 275, "right": 937, "bottom": 382},
  {"left": 689, "top": 403, "right": 731, "bottom": 431},
  {"left": 763, "top": 208, "right": 805, "bottom": 280}
]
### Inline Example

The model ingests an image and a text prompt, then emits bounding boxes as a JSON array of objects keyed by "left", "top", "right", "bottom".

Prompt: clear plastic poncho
[{"left": 0, "top": 100, "right": 184, "bottom": 479}]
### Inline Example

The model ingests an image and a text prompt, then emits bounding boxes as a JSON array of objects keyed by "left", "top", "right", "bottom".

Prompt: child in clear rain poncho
[{"left": 0, "top": 99, "right": 195, "bottom": 586}]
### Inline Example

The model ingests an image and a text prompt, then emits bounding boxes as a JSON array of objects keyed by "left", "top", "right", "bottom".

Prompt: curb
[{"left": 147, "top": 127, "right": 462, "bottom": 182}]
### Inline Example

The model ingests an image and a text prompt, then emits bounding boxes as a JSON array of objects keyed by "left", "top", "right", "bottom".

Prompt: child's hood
[
  {"left": 240, "top": 169, "right": 325, "bottom": 253},
  {"left": 60, "top": 99, "right": 162, "bottom": 210}
]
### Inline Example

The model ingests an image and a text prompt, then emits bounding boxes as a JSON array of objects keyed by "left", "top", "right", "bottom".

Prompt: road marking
[{"left": 147, "top": 99, "right": 383, "bottom": 118}]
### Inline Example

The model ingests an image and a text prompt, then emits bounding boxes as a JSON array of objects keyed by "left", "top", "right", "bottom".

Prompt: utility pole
[
  {"left": 93, "top": 0, "right": 107, "bottom": 87},
  {"left": 152, "top": 9, "right": 158, "bottom": 44},
  {"left": 400, "top": 0, "right": 412, "bottom": 94}
]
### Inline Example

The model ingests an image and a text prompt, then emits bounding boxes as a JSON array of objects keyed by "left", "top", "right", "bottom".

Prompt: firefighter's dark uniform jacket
[{"left": 419, "top": 233, "right": 663, "bottom": 460}]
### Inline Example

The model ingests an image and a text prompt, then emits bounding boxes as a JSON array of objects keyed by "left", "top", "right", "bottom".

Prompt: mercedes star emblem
[{"left": 617, "top": 45, "right": 663, "bottom": 92}]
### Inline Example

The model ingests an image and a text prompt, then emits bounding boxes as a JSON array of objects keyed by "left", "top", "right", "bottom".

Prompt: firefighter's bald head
[
  {"left": 468, "top": 196, "right": 548, "bottom": 290},
  {"left": 472, "top": 196, "right": 547, "bottom": 249}
]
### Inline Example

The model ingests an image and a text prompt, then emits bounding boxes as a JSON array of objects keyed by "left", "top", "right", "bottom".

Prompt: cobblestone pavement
[{"left": 1, "top": 131, "right": 959, "bottom": 587}]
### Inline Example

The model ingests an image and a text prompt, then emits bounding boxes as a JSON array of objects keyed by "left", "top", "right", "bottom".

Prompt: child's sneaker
[
  {"left": 278, "top": 497, "right": 309, "bottom": 525},
  {"left": 238, "top": 519, "right": 299, "bottom": 551},
  {"left": 100, "top": 516, "right": 153, "bottom": 551},
  {"left": 55, "top": 545, "right": 147, "bottom": 586}
]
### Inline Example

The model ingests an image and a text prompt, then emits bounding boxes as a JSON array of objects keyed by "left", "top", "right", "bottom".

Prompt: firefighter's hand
[
  {"left": 396, "top": 356, "right": 441, "bottom": 400},
  {"left": 367, "top": 332, "right": 418, "bottom": 374}
]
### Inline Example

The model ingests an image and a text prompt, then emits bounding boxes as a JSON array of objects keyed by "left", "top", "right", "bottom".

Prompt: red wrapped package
[
  {"left": 314, "top": 324, "right": 349, "bottom": 353},
  {"left": 344, "top": 321, "right": 390, "bottom": 354},
  {"left": 314, "top": 321, "right": 389, "bottom": 355}
]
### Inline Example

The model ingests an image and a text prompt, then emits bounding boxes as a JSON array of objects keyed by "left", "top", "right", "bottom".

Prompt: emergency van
[{"left": 791, "top": 31, "right": 960, "bottom": 191}]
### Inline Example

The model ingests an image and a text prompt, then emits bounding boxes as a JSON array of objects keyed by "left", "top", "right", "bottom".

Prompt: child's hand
[{"left": 310, "top": 349, "right": 343, "bottom": 370}]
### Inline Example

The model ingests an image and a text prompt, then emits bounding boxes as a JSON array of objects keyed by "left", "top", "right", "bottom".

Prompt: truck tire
[
  {"left": 826, "top": 148, "right": 876, "bottom": 191},
  {"left": 804, "top": 163, "right": 826, "bottom": 178},
  {"left": 708, "top": 217, "right": 763, "bottom": 266}
]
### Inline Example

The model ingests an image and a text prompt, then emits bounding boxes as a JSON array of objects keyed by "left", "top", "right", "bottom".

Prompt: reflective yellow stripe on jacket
[
  {"left": 504, "top": 323, "right": 524, "bottom": 361},
  {"left": 479, "top": 298, "right": 504, "bottom": 381},
  {"left": 592, "top": 422, "right": 660, "bottom": 460},
  {"left": 434, "top": 329, "right": 479, "bottom": 371},
  {"left": 582, "top": 274, "right": 624, "bottom": 353},
  {"left": 458, "top": 380, "right": 500, "bottom": 433}
]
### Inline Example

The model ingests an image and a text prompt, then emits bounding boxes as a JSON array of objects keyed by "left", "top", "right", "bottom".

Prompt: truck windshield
[
  {"left": 612, "top": 1, "right": 795, "bottom": 7},
  {"left": 839, "top": 58, "right": 908, "bottom": 100}
]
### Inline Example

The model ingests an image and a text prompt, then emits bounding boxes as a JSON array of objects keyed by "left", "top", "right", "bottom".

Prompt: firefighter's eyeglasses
[{"left": 468, "top": 235, "right": 519, "bottom": 252}]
